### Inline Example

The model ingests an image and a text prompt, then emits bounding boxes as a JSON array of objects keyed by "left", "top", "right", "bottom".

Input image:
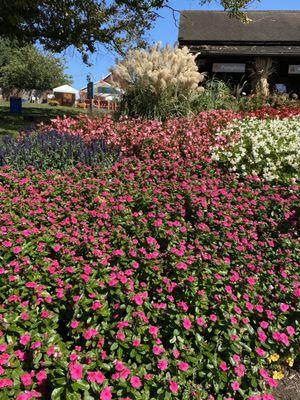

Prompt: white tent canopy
[{"left": 53, "top": 85, "right": 78, "bottom": 94}]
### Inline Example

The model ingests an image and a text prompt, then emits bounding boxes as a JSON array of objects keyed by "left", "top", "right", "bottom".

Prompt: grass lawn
[{"left": 0, "top": 101, "right": 106, "bottom": 136}]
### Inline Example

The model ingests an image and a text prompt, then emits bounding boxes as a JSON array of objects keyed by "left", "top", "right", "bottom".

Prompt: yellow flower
[
  {"left": 286, "top": 357, "right": 294, "bottom": 367},
  {"left": 268, "top": 353, "right": 280, "bottom": 362},
  {"left": 273, "top": 370, "right": 284, "bottom": 380}
]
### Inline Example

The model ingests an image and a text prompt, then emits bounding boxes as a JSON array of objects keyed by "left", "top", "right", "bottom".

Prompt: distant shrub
[{"left": 0, "top": 131, "right": 119, "bottom": 170}]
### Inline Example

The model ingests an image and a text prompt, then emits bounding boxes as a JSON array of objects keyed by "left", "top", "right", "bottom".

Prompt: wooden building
[{"left": 178, "top": 11, "right": 300, "bottom": 95}]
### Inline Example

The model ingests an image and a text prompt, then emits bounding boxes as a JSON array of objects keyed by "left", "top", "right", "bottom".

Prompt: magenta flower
[
  {"left": 69, "top": 363, "right": 83, "bottom": 381},
  {"left": 169, "top": 380, "right": 179, "bottom": 393},
  {"left": 130, "top": 376, "right": 142, "bottom": 389},
  {"left": 219, "top": 361, "right": 228, "bottom": 371},
  {"left": 182, "top": 317, "right": 192, "bottom": 330},
  {"left": 231, "top": 381, "right": 240, "bottom": 391},
  {"left": 100, "top": 386, "right": 112, "bottom": 400},
  {"left": 157, "top": 359, "right": 168, "bottom": 371}
]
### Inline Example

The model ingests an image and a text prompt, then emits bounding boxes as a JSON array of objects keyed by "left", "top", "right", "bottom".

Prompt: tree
[
  {"left": 0, "top": 43, "right": 72, "bottom": 96},
  {"left": 0, "top": 1, "right": 258, "bottom": 60}
]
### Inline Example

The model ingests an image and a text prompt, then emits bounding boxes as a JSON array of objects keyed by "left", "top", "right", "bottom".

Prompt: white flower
[{"left": 211, "top": 116, "right": 300, "bottom": 182}]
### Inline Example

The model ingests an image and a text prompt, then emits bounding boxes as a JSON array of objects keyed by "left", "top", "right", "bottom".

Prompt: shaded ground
[
  {"left": 273, "top": 368, "right": 300, "bottom": 400},
  {"left": 0, "top": 102, "right": 106, "bottom": 135}
]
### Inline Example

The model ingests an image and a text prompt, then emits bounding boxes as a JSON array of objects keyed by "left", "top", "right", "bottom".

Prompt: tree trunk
[{"left": 251, "top": 57, "right": 274, "bottom": 98}]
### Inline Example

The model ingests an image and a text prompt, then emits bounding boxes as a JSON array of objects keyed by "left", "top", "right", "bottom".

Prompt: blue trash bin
[{"left": 10, "top": 97, "right": 22, "bottom": 114}]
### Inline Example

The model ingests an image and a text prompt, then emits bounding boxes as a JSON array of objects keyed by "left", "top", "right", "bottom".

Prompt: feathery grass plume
[{"left": 111, "top": 43, "right": 205, "bottom": 120}]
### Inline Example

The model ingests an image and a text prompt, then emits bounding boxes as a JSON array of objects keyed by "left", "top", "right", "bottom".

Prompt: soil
[{"left": 273, "top": 368, "right": 300, "bottom": 400}]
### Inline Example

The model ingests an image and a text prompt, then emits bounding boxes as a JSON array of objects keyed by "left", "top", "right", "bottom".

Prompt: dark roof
[
  {"left": 188, "top": 45, "right": 300, "bottom": 57},
  {"left": 179, "top": 11, "right": 300, "bottom": 44}
]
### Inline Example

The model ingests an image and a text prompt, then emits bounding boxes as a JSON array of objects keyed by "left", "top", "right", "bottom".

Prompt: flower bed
[
  {"left": 0, "top": 157, "right": 299, "bottom": 400},
  {"left": 212, "top": 116, "right": 300, "bottom": 182},
  {"left": 43, "top": 110, "right": 240, "bottom": 159},
  {"left": 0, "top": 131, "right": 118, "bottom": 171},
  {"left": 45, "top": 106, "right": 300, "bottom": 160}
]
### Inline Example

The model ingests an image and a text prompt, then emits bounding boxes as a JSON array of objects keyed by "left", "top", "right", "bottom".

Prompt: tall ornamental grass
[{"left": 111, "top": 44, "right": 205, "bottom": 120}]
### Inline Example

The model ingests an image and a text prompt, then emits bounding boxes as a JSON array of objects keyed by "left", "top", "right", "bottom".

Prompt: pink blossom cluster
[
  {"left": 44, "top": 106, "right": 300, "bottom": 161},
  {"left": 0, "top": 150, "right": 298, "bottom": 399}
]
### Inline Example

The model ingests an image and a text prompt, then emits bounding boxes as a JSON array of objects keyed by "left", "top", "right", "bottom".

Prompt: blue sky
[{"left": 62, "top": 0, "right": 300, "bottom": 89}]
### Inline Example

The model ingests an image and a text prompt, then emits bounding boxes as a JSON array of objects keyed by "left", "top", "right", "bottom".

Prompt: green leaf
[{"left": 51, "top": 387, "right": 65, "bottom": 400}]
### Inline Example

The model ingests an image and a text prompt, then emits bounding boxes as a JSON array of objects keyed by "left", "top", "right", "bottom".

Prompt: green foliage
[
  {"left": 119, "top": 86, "right": 204, "bottom": 121},
  {"left": 0, "top": 1, "right": 257, "bottom": 59},
  {"left": 0, "top": 43, "right": 72, "bottom": 93},
  {"left": 191, "top": 78, "right": 298, "bottom": 113},
  {"left": 191, "top": 78, "right": 232, "bottom": 111},
  {"left": 200, "top": 0, "right": 259, "bottom": 20}
]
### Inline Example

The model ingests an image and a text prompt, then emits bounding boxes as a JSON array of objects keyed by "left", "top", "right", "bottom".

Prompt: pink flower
[
  {"left": 196, "top": 317, "right": 205, "bottom": 326},
  {"left": 20, "top": 334, "right": 30, "bottom": 346},
  {"left": 30, "top": 341, "right": 41, "bottom": 350},
  {"left": 116, "top": 331, "right": 125, "bottom": 341},
  {"left": 83, "top": 328, "right": 98, "bottom": 340},
  {"left": 219, "top": 361, "right": 228, "bottom": 371},
  {"left": 286, "top": 326, "right": 295, "bottom": 336},
  {"left": 260, "top": 321, "right": 269, "bottom": 329},
  {"left": 157, "top": 359, "right": 168, "bottom": 371},
  {"left": 132, "top": 339, "right": 140, "bottom": 347},
  {"left": 234, "top": 364, "right": 245, "bottom": 378},
  {"left": 259, "top": 368, "right": 269, "bottom": 379},
  {"left": 13, "top": 246, "right": 22, "bottom": 254},
  {"left": 0, "top": 378, "right": 13, "bottom": 388},
  {"left": 115, "top": 361, "right": 124, "bottom": 372},
  {"left": 152, "top": 345, "right": 164, "bottom": 355},
  {"left": 209, "top": 314, "right": 217, "bottom": 322},
  {"left": 130, "top": 376, "right": 142, "bottom": 389},
  {"left": 182, "top": 317, "right": 192, "bottom": 330},
  {"left": 20, "top": 372, "right": 32, "bottom": 387},
  {"left": 255, "top": 347, "right": 265, "bottom": 356},
  {"left": 231, "top": 381, "right": 240, "bottom": 391},
  {"left": 279, "top": 303, "right": 289, "bottom": 312},
  {"left": 36, "top": 370, "right": 47, "bottom": 384},
  {"left": 120, "top": 368, "right": 130, "bottom": 380},
  {"left": 53, "top": 244, "right": 61, "bottom": 252},
  {"left": 169, "top": 380, "right": 179, "bottom": 393},
  {"left": 100, "top": 387, "right": 112, "bottom": 400},
  {"left": 149, "top": 326, "right": 159, "bottom": 337},
  {"left": 69, "top": 363, "right": 83, "bottom": 381},
  {"left": 91, "top": 301, "right": 102, "bottom": 310},
  {"left": 87, "top": 371, "right": 104, "bottom": 384},
  {"left": 178, "top": 361, "right": 189, "bottom": 371},
  {"left": 172, "top": 349, "right": 180, "bottom": 359},
  {"left": 232, "top": 354, "right": 240, "bottom": 363},
  {"left": 258, "top": 330, "right": 267, "bottom": 343}
]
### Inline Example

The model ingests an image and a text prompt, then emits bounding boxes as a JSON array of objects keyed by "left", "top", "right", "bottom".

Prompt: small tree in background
[
  {"left": 112, "top": 44, "right": 205, "bottom": 120},
  {"left": 0, "top": 44, "right": 72, "bottom": 98}
]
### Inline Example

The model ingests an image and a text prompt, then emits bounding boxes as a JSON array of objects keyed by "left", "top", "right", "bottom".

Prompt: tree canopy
[
  {"left": 0, "top": 1, "right": 258, "bottom": 60},
  {"left": 0, "top": 41, "right": 72, "bottom": 94}
]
